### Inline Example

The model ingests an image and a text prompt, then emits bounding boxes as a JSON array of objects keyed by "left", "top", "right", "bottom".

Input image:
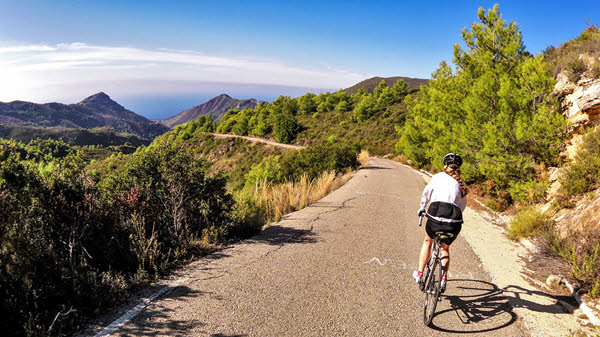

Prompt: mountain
[
  {"left": 161, "top": 94, "right": 259, "bottom": 128},
  {"left": 0, "top": 92, "right": 169, "bottom": 139},
  {"left": 344, "top": 76, "right": 429, "bottom": 95}
]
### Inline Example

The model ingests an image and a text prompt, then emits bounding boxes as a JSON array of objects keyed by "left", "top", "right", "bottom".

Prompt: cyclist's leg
[
  {"left": 418, "top": 235, "right": 433, "bottom": 272},
  {"left": 440, "top": 242, "right": 450, "bottom": 277}
]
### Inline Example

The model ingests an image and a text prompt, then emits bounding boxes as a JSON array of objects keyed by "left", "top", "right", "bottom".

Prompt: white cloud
[{"left": 0, "top": 42, "right": 366, "bottom": 102}]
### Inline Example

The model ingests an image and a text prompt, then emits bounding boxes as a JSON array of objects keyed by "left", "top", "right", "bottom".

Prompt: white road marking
[{"left": 364, "top": 257, "right": 391, "bottom": 266}]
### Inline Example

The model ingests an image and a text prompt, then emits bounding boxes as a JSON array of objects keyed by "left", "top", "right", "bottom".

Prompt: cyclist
[{"left": 413, "top": 153, "right": 469, "bottom": 293}]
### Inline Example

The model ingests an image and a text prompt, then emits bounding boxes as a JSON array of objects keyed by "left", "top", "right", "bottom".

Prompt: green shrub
[
  {"left": 244, "top": 156, "right": 283, "bottom": 189},
  {"left": 547, "top": 228, "right": 600, "bottom": 297},
  {"left": 559, "top": 127, "right": 600, "bottom": 197},
  {"left": 312, "top": 112, "right": 320, "bottom": 119},
  {"left": 327, "top": 135, "right": 338, "bottom": 143},
  {"left": 280, "top": 141, "right": 360, "bottom": 181},
  {"left": 508, "top": 179, "right": 549, "bottom": 204},
  {"left": 229, "top": 194, "right": 267, "bottom": 238},
  {"left": 507, "top": 207, "right": 553, "bottom": 240}
]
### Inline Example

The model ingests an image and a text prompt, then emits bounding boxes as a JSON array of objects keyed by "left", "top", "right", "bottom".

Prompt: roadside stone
[
  {"left": 546, "top": 274, "right": 562, "bottom": 288},
  {"left": 575, "top": 309, "right": 588, "bottom": 319},
  {"left": 596, "top": 304, "right": 600, "bottom": 311}
]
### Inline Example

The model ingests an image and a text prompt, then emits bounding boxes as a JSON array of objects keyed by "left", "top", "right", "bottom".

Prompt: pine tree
[{"left": 397, "top": 4, "right": 565, "bottom": 192}]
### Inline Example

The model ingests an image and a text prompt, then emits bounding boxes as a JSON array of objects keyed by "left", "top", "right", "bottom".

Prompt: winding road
[{"left": 96, "top": 158, "right": 528, "bottom": 336}]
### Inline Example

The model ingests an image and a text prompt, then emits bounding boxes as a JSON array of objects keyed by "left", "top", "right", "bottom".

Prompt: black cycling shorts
[{"left": 425, "top": 218, "right": 462, "bottom": 245}]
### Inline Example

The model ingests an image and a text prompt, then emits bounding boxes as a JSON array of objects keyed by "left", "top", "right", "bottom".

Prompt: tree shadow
[
  {"left": 428, "top": 279, "right": 517, "bottom": 333},
  {"left": 361, "top": 165, "right": 391, "bottom": 170},
  {"left": 247, "top": 225, "right": 317, "bottom": 245},
  {"left": 115, "top": 286, "right": 210, "bottom": 336}
]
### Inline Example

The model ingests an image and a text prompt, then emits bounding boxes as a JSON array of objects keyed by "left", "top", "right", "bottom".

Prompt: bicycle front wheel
[{"left": 423, "top": 257, "right": 441, "bottom": 326}]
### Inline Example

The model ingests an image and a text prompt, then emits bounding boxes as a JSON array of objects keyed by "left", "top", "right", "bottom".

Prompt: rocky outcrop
[
  {"left": 556, "top": 76, "right": 600, "bottom": 131},
  {"left": 554, "top": 188, "right": 600, "bottom": 239},
  {"left": 161, "top": 94, "right": 260, "bottom": 128},
  {"left": 553, "top": 54, "right": 600, "bottom": 160}
]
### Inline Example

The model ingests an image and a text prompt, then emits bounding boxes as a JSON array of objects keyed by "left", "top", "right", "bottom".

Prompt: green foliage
[
  {"left": 547, "top": 228, "right": 600, "bottom": 297},
  {"left": 279, "top": 141, "right": 360, "bottom": 181},
  {"left": 508, "top": 178, "right": 549, "bottom": 204},
  {"left": 507, "top": 207, "right": 553, "bottom": 240},
  {"left": 353, "top": 95, "right": 377, "bottom": 122},
  {"left": 559, "top": 127, "right": 600, "bottom": 197},
  {"left": 274, "top": 111, "right": 299, "bottom": 144},
  {"left": 244, "top": 156, "right": 284, "bottom": 188},
  {"left": 396, "top": 5, "right": 566, "bottom": 202},
  {"left": 0, "top": 136, "right": 237, "bottom": 335}
]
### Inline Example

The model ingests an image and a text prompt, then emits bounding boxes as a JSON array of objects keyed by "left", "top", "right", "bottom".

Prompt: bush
[
  {"left": 547, "top": 229, "right": 600, "bottom": 297},
  {"left": 507, "top": 207, "right": 553, "bottom": 240},
  {"left": 508, "top": 179, "right": 549, "bottom": 204},
  {"left": 280, "top": 141, "right": 360, "bottom": 181},
  {"left": 559, "top": 127, "right": 600, "bottom": 197}
]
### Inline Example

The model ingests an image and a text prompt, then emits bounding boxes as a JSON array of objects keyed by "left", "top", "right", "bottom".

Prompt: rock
[
  {"left": 596, "top": 304, "right": 600, "bottom": 311},
  {"left": 546, "top": 274, "right": 562, "bottom": 288},
  {"left": 574, "top": 308, "right": 588, "bottom": 319},
  {"left": 548, "top": 167, "right": 561, "bottom": 183},
  {"left": 553, "top": 72, "right": 577, "bottom": 96}
]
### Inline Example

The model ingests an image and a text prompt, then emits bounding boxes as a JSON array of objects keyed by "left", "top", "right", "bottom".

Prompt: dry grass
[
  {"left": 253, "top": 170, "right": 342, "bottom": 222},
  {"left": 358, "top": 150, "right": 370, "bottom": 167}
]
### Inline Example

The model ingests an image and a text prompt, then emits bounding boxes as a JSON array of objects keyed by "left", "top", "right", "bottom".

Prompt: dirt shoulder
[
  {"left": 418, "top": 170, "right": 582, "bottom": 337},
  {"left": 210, "top": 133, "right": 303, "bottom": 150}
]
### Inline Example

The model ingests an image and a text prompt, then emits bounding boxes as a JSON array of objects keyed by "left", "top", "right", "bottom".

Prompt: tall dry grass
[
  {"left": 253, "top": 170, "right": 343, "bottom": 222},
  {"left": 358, "top": 150, "right": 370, "bottom": 167}
]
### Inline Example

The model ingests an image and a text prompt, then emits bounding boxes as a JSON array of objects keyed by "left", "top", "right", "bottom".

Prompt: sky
[{"left": 1, "top": 1, "right": 599, "bottom": 119}]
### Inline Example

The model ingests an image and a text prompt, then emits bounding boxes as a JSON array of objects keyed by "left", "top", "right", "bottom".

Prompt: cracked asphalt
[{"left": 107, "top": 158, "right": 528, "bottom": 336}]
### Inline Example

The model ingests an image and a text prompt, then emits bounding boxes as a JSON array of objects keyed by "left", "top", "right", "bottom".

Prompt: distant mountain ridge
[
  {"left": 344, "top": 76, "right": 429, "bottom": 95},
  {"left": 0, "top": 92, "right": 169, "bottom": 139},
  {"left": 161, "top": 94, "right": 259, "bottom": 128}
]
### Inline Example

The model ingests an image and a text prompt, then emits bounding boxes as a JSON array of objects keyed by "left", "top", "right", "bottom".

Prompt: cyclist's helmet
[{"left": 443, "top": 153, "right": 463, "bottom": 167}]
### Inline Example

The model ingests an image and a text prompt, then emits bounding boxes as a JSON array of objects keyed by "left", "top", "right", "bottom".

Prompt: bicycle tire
[{"left": 423, "top": 256, "right": 441, "bottom": 326}]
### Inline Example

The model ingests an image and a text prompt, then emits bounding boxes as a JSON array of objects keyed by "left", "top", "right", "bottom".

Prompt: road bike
[{"left": 418, "top": 215, "right": 453, "bottom": 326}]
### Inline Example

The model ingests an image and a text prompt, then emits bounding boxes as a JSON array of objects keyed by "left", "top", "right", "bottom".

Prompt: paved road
[{"left": 107, "top": 158, "right": 528, "bottom": 336}]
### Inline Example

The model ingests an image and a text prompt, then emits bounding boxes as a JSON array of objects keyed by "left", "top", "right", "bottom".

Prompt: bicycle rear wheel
[{"left": 423, "top": 257, "right": 441, "bottom": 326}]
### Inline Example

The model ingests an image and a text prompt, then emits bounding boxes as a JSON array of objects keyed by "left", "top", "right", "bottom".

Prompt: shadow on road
[
  {"left": 429, "top": 278, "right": 574, "bottom": 333},
  {"left": 248, "top": 225, "right": 317, "bottom": 245},
  {"left": 429, "top": 279, "right": 517, "bottom": 333},
  {"left": 116, "top": 286, "right": 208, "bottom": 336},
  {"left": 361, "top": 165, "right": 392, "bottom": 170}
]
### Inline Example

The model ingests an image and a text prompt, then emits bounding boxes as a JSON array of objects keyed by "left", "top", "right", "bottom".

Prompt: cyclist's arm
[
  {"left": 458, "top": 195, "right": 467, "bottom": 211},
  {"left": 419, "top": 181, "right": 434, "bottom": 211}
]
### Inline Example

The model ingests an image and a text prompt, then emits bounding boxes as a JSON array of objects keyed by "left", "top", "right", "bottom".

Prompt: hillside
[
  {"left": 0, "top": 92, "right": 169, "bottom": 139},
  {"left": 0, "top": 125, "right": 150, "bottom": 147},
  {"left": 161, "top": 94, "right": 259, "bottom": 128},
  {"left": 344, "top": 76, "right": 428, "bottom": 94}
]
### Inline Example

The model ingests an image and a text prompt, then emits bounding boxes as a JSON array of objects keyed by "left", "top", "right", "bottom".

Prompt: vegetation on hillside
[
  {"left": 544, "top": 25, "right": 600, "bottom": 81},
  {"left": 0, "top": 92, "right": 169, "bottom": 140},
  {"left": 216, "top": 79, "right": 411, "bottom": 155},
  {"left": 0, "top": 125, "right": 150, "bottom": 147},
  {"left": 343, "top": 76, "right": 428, "bottom": 95},
  {"left": 0, "top": 108, "right": 360, "bottom": 335}
]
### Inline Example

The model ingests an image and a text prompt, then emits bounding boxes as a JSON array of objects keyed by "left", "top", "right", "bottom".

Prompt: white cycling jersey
[{"left": 419, "top": 172, "right": 467, "bottom": 221}]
